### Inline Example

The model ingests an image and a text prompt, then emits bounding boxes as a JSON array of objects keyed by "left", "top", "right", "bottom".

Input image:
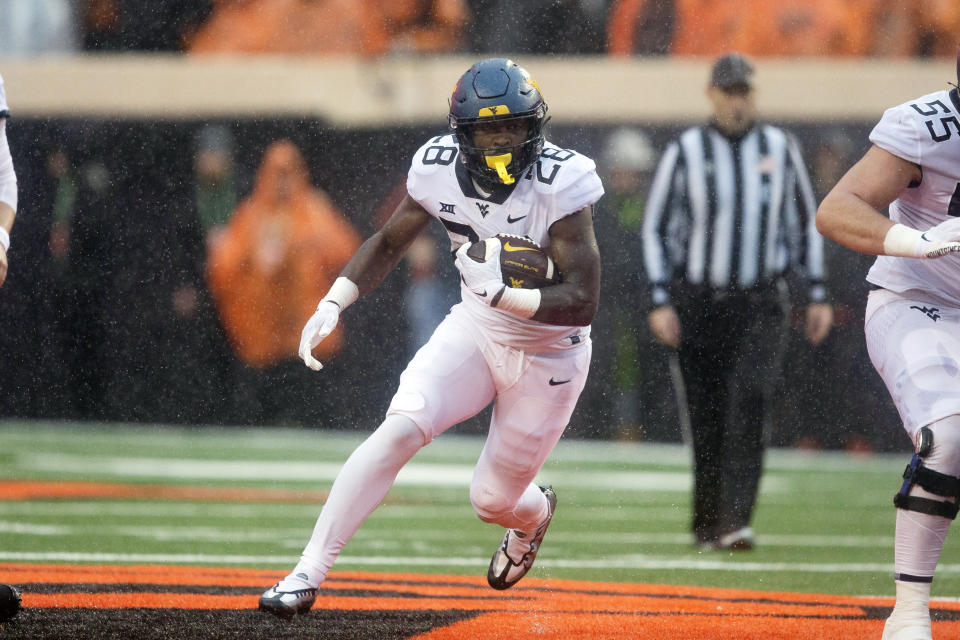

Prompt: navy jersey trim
[{"left": 455, "top": 158, "right": 518, "bottom": 205}]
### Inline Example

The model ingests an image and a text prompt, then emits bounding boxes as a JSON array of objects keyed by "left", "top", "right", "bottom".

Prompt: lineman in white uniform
[
  {"left": 0, "top": 73, "right": 18, "bottom": 287},
  {"left": 259, "top": 58, "right": 603, "bottom": 618},
  {"left": 817, "top": 55, "right": 960, "bottom": 640}
]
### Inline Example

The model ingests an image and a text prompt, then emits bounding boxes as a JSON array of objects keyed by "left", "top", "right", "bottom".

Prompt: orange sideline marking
[
  {"left": 0, "top": 480, "right": 328, "bottom": 503},
  {"left": 5, "top": 562, "right": 960, "bottom": 640}
]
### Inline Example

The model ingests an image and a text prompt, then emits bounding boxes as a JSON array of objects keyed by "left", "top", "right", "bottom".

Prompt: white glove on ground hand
[
  {"left": 922, "top": 217, "right": 960, "bottom": 258},
  {"left": 454, "top": 238, "right": 505, "bottom": 305},
  {"left": 885, "top": 220, "right": 960, "bottom": 258},
  {"left": 298, "top": 300, "right": 340, "bottom": 370}
]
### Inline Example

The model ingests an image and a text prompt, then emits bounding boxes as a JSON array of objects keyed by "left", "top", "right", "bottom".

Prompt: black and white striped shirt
[{"left": 641, "top": 123, "right": 826, "bottom": 307}]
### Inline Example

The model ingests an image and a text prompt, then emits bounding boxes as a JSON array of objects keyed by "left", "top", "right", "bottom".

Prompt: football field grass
[
  {"left": 2, "top": 419, "right": 956, "bottom": 598},
  {"left": 2, "top": 420, "right": 960, "bottom": 638}
]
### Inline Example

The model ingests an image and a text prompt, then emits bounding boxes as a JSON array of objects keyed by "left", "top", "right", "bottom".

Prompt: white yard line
[
  {"left": 0, "top": 550, "right": 954, "bottom": 575},
  {"left": 0, "top": 519, "right": 893, "bottom": 548},
  {"left": 1, "top": 422, "right": 906, "bottom": 471},
  {"left": 14, "top": 452, "right": 796, "bottom": 493},
  {"left": 15, "top": 452, "right": 708, "bottom": 492}
]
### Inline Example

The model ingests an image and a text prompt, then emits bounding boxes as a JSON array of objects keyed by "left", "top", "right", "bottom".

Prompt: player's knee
[
  {"left": 470, "top": 482, "right": 511, "bottom": 523},
  {"left": 894, "top": 415, "right": 960, "bottom": 520},
  {"left": 385, "top": 390, "right": 436, "bottom": 442},
  {"left": 368, "top": 415, "right": 429, "bottom": 460},
  {"left": 924, "top": 415, "right": 960, "bottom": 473}
]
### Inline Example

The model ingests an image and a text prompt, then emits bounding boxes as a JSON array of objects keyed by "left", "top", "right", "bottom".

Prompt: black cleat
[
  {"left": 258, "top": 582, "right": 317, "bottom": 619},
  {"left": 487, "top": 486, "right": 557, "bottom": 590}
]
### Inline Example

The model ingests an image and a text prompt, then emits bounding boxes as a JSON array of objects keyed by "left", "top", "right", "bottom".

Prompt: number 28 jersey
[
  {"left": 406, "top": 134, "right": 604, "bottom": 350},
  {"left": 867, "top": 88, "right": 960, "bottom": 305}
]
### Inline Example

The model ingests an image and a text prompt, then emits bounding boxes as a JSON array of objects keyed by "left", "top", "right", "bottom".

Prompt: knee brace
[{"left": 894, "top": 426, "right": 960, "bottom": 520}]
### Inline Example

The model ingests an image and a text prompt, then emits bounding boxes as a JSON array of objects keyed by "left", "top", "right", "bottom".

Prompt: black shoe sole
[{"left": 258, "top": 599, "right": 314, "bottom": 619}]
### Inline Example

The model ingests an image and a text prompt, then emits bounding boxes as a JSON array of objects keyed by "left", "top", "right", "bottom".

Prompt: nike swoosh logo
[
  {"left": 506, "top": 214, "right": 527, "bottom": 223},
  {"left": 921, "top": 232, "right": 931, "bottom": 241},
  {"left": 503, "top": 242, "right": 538, "bottom": 252},
  {"left": 548, "top": 377, "right": 571, "bottom": 386},
  {"left": 476, "top": 290, "right": 487, "bottom": 297}
]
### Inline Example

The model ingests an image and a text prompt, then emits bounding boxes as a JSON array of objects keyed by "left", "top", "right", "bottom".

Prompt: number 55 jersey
[
  {"left": 867, "top": 88, "right": 960, "bottom": 305},
  {"left": 406, "top": 134, "right": 604, "bottom": 350}
]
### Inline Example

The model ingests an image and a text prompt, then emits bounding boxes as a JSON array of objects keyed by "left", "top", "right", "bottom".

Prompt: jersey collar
[{"left": 455, "top": 160, "right": 518, "bottom": 204}]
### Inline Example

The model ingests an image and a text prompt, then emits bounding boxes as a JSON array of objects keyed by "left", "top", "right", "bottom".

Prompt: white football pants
[{"left": 298, "top": 304, "right": 590, "bottom": 585}]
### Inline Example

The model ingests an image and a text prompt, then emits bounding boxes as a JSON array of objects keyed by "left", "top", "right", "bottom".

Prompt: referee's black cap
[{"left": 710, "top": 53, "right": 755, "bottom": 90}]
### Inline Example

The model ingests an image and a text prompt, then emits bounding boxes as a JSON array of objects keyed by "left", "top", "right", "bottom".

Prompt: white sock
[
  {"left": 512, "top": 483, "right": 550, "bottom": 536},
  {"left": 893, "top": 417, "right": 960, "bottom": 587},
  {"left": 295, "top": 416, "right": 426, "bottom": 588},
  {"left": 890, "top": 580, "right": 930, "bottom": 616}
]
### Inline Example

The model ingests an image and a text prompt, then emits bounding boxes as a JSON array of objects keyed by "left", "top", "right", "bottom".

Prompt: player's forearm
[
  {"left": 816, "top": 189, "right": 893, "bottom": 256},
  {"left": 340, "top": 230, "right": 416, "bottom": 297},
  {"left": 0, "top": 201, "right": 14, "bottom": 256},
  {"left": 532, "top": 275, "right": 599, "bottom": 326},
  {"left": 0, "top": 201, "right": 13, "bottom": 233}
]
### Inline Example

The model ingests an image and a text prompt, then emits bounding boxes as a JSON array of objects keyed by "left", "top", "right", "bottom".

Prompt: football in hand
[{"left": 466, "top": 234, "right": 560, "bottom": 290}]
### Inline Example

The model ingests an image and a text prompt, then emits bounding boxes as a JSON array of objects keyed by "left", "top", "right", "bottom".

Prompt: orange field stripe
[
  {"left": 11, "top": 562, "right": 960, "bottom": 640},
  {"left": 408, "top": 613, "right": 901, "bottom": 640},
  {"left": 0, "top": 480, "right": 328, "bottom": 503},
  {"left": 0, "top": 562, "right": 905, "bottom": 609},
  {"left": 0, "top": 562, "right": 909, "bottom": 612}
]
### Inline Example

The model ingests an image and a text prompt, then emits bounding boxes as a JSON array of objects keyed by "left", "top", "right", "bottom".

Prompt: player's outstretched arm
[
  {"left": 817, "top": 145, "right": 960, "bottom": 258},
  {"left": 535, "top": 205, "right": 601, "bottom": 327},
  {"left": 298, "top": 195, "right": 432, "bottom": 370},
  {"left": 0, "top": 201, "right": 13, "bottom": 287}
]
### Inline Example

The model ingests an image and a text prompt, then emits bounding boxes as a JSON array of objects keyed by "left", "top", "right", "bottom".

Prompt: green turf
[{"left": 0, "top": 419, "right": 955, "bottom": 599}]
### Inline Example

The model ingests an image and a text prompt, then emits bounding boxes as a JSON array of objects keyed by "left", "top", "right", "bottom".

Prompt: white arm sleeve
[{"left": 0, "top": 119, "right": 17, "bottom": 212}]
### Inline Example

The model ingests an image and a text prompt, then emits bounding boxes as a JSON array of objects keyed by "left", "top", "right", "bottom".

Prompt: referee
[{"left": 641, "top": 53, "right": 834, "bottom": 551}]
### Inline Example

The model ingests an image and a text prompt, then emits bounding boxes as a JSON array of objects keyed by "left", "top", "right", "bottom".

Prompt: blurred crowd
[
  {"left": 0, "top": 0, "right": 956, "bottom": 59},
  {"left": 0, "top": 1, "right": 922, "bottom": 450}
]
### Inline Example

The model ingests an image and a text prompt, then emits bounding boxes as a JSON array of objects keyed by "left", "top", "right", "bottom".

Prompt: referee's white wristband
[
  {"left": 882, "top": 223, "right": 924, "bottom": 258},
  {"left": 0, "top": 227, "right": 9, "bottom": 253},
  {"left": 494, "top": 286, "right": 541, "bottom": 319},
  {"left": 321, "top": 276, "right": 359, "bottom": 311}
]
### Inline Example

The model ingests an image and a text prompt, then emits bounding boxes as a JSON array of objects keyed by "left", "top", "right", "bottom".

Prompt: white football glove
[
  {"left": 885, "top": 220, "right": 960, "bottom": 259},
  {"left": 298, "top": 300, "right": 340, "bottom": 371},
  {"left": 921, "top": 217, "right": 960, "bottom": 258},
  {"left": 454, "top": 238, "right": 505, "bottom": 305}
]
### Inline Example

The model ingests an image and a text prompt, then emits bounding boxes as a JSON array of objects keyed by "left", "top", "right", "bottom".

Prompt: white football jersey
[
  {"left": 0, "top": 73, "right": 8, "bottom": 116},
  {"left": 406, "top": 133, "right": 604, "bottom": 350},
  {"left": 867, "top": 89, "right": 960, "bottom": 305},
  {"left": 0, "top": 76, "right": 10, "bottom": 118}
]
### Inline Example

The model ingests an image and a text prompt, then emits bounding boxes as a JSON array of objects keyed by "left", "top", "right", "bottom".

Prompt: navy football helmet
[{"left": 448, "top": 58, "right": 548, "bottom": 187}]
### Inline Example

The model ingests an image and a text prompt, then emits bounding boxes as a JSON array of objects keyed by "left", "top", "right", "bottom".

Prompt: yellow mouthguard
[{"left": 484, "top": 153, "right": 515, "bottom": 184}]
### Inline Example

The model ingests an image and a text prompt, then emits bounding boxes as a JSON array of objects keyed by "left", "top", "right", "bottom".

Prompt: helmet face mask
[{"left": 448, "top": 59, "right": 548, "bottom": 188}]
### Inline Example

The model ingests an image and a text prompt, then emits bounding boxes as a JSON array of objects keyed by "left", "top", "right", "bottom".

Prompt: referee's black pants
[{"left": 675, "top": 285, "right": 788, "bottom": 544}]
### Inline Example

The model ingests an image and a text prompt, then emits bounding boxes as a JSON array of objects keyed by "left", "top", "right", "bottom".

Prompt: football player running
[
  {"left": 259, "top": 58, "right": 603, "bottom": 619},
  {"left": 816, "top": 50, "right": 960, "bottom": 640}
]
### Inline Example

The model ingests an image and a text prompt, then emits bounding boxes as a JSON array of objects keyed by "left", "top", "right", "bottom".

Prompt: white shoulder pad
[
  {"left": 868, "top": 92, "right": 951, "bottom": 165},
  {"left": 407, "top": 133, "right": 459, "bottom": 205},
  {"left": 530, "top": 143, "right": 604, "bottom": 214}
]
